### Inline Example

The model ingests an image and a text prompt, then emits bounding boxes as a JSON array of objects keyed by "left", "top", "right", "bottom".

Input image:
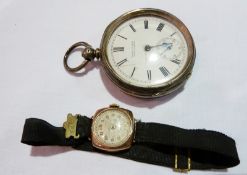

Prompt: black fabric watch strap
[
  {"left": 21, "top": 116, "right": 239, "bottom": 170},
  {"left": 134, "top": 122, "right": 239, "bottom": 169},
  {"left": 21, "top": 116, "right": 91, "bottom": 146}
]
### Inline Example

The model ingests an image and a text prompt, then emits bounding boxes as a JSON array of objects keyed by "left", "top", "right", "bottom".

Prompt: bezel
[
  {"left": 100, "top": 8, "right": 196, "bottom": 98},
  {"left": 91, "top": 106, "right": 135, "bottom": 152}
]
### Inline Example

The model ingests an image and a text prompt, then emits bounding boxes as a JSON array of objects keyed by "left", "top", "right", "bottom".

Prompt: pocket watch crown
[{"left": 82, "top": 47, "right": 101, "bottom": 61}]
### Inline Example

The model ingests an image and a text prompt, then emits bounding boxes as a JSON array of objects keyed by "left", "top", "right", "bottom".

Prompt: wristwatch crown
[{"left": 109, "top": 104, "right": 119, "bottom": 108}]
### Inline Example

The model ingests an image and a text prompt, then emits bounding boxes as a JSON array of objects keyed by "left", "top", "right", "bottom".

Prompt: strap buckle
[
  {"left": 174, "top": 153, "right": 191, "bottom": 173},
  {"left": 63, "top": 114, "right": 80, "bottom": 139}
]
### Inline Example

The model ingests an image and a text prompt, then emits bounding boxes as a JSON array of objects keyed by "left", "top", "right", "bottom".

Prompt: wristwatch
[{"left": 21, "top": 104, "right": 239, "bottom": 172}]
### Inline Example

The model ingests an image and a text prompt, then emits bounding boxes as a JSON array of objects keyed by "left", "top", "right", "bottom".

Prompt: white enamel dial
[
  {"left": 107, "top": 16, "right": 188, "bottom": 88},
  {"left": 92, "top": 109, "right": 133, "bottom": 147}
]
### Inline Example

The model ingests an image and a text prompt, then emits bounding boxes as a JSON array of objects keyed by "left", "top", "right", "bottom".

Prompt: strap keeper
[{"left": 174, "top": 153, "right": 191, "bottom": 172}]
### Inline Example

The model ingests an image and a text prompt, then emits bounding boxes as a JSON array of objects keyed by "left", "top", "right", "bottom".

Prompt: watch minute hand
[
  {"left": 145, "top": 42, "right": 173, "bottom": 52},
  {"left": 150, "top": 42, "right": 173, "bottom": 49}
]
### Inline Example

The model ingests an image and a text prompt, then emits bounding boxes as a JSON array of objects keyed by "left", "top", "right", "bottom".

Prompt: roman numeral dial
[
  {"left": 159, "top": 66, "right": 170, "bottom": 77},
  {"left": 131, "top": 67, "right": 136, "bottom": 77},
  {"left": 129, "top": 24, "right": 136, "bottom": 32},
  {"left": 156, "top": 23, "right": 165, "bottom": 31},
  {"left": 117, "top": 34, "right": 127, "bottom": 40},
  {"left": 117, "top": 59, "right": 127, "bottom": 66},
  {"left": 144, "top": 20, "right": 148, "bottom": 29},
  {"left": 171, "top": 58, "right": 181, "bottom": 65},
  {"left": 147, "top": 70, "right": 151, "bottom": 80},
  {"left": 107, "top": 15, "right": 189, "bottom": 89},
  {"left": 113, "top": 47, "right": 124, "bottom": 52}
]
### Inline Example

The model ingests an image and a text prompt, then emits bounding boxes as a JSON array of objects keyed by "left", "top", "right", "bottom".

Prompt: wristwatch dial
[
  {"left": 91, "top": 106, "right": 134, "bottom": 151},
  {"left": 107, "top": 16, "right": 188, "bottom": 88}
]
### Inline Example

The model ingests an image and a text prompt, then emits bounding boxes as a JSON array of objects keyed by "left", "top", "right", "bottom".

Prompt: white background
[{"left": 0, "top": 0, "right": 246, "bottom": 174}]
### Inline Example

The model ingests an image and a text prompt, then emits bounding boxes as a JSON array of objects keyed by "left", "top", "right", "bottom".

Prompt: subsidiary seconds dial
[{"left": 107, "top": 16, "right": 188, "bottom": 88}]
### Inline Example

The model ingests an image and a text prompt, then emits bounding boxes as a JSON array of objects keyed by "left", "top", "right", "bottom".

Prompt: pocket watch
[
  {"left": 21, "top": 104, "right": 239, "bottom": 171},
  {"left": 64, "top": 8, "right": 196, "bottom": 98}
]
